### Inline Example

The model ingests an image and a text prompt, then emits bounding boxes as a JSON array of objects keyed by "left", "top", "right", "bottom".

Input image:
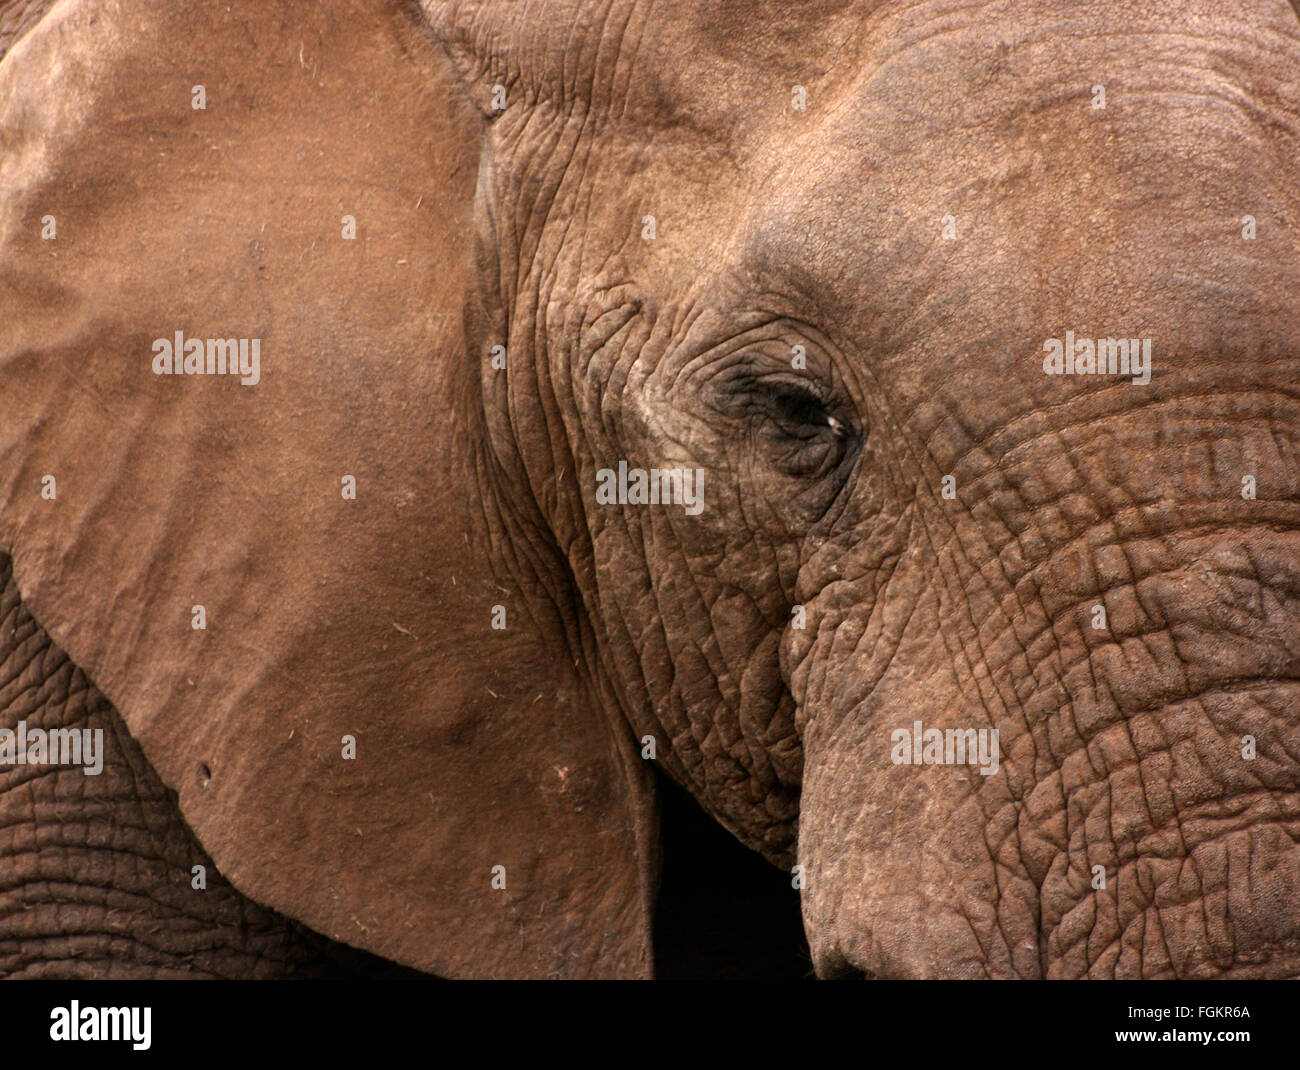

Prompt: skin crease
[
  {"left": 432, "top": 0, "right": 1300, "bottom": 978},
  {"left": 0, "top": 554, "right": 431, "bottom": 978},
  {"left": 0, "top": 0, "right": 48, "bottom": 55},
  {"left": 0, "top": 0, "right": 1298, "bottom": 979}
]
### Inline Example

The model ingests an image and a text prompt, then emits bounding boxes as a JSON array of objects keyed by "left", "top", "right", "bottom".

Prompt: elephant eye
[
  {"left": 749, "top": 380, "right": 855, "bottom": 479},
  {"left": 768, "top": 386, "right": 831, "bottom": 429}
]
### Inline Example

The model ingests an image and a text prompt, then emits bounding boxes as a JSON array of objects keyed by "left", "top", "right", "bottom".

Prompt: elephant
[{"left": 1, "top": 0, "right": 1299, "bottom": 980}]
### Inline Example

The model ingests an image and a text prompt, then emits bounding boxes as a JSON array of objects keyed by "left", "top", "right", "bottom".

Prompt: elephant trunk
[
  {"left": 792, "top": 396, "right": 1300, "bottom": 978},
  {"left": 784, "top": 5, "right": 1300, "bottom": 974}
]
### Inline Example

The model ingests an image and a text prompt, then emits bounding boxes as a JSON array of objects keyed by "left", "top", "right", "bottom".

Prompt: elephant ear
[{"left": 0, "top": 0, "right": 656, "bottom": 977}]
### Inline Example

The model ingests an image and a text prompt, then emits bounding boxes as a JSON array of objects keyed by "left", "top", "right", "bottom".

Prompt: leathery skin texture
[
  {"left": 1, "top": 0, "right": 1300, "bottom": 981},
  {"left": 0, "top": 548, "right": 805, "bottom": 979},
  {"left": 0, "top": 554, "right": 426, "bottom": 978}
]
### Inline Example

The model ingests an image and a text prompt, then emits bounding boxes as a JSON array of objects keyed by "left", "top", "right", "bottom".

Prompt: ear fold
[{"left": 0, "top": 0, "right": 655, "bottom": 978}]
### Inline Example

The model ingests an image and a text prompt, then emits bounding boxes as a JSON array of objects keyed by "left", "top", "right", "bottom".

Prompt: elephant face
[
  {"left": 449, "top": 0, "right": 1300, "bottom": 977},
  {"left": 2, "top": 0, "right": 1299, "bottom": 979}
]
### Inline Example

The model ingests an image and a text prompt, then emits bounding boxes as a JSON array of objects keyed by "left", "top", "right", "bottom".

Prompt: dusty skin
[{"left": 1, "top": 0, "right": 1300, "bottom": 979}]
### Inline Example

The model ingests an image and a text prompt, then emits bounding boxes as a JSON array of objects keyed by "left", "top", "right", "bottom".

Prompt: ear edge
[{"left": 0, "top": 0, "right": 657, "bottom": 979}]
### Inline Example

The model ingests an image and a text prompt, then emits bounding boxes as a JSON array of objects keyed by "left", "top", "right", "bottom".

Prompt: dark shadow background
[{"left": 652, "top": 774, "right": 812, "bottom": 979}]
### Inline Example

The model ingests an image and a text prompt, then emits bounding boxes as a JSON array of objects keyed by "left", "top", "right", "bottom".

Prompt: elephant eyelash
[
  {"left": 729, "top": 379, "right": 858, "bottom": 485},
  {"left": 751, "top": 379, "right": 855, "bottom": 439},
  {"left": 708, "top": 360, "right": 859, "bottom": 476},
  {"left": 765, "top": 385, "right": 832, "bottom": 427}
]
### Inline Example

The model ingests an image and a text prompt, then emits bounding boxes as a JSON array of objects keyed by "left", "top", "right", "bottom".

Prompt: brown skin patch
[{"left": 3, "top": 0, "right": 1300, "bottom": 978}]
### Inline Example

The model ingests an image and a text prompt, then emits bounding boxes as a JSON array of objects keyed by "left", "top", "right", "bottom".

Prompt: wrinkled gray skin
[
  {"left": 440, "top": 0, "right": 1300, "bottom": 978},
  {"left": 4, "top": 0, "right": 1300, "bottom": 979}
]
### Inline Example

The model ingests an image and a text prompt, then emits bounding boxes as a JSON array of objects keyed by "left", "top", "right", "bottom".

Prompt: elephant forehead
[{"left": 733, "top": 4, "right": 1300, "bottom": 372}]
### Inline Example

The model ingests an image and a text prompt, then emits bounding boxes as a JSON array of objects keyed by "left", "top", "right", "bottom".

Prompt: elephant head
[{"left": 2, "top": 0, "right": 1299, "bottom": 978}]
